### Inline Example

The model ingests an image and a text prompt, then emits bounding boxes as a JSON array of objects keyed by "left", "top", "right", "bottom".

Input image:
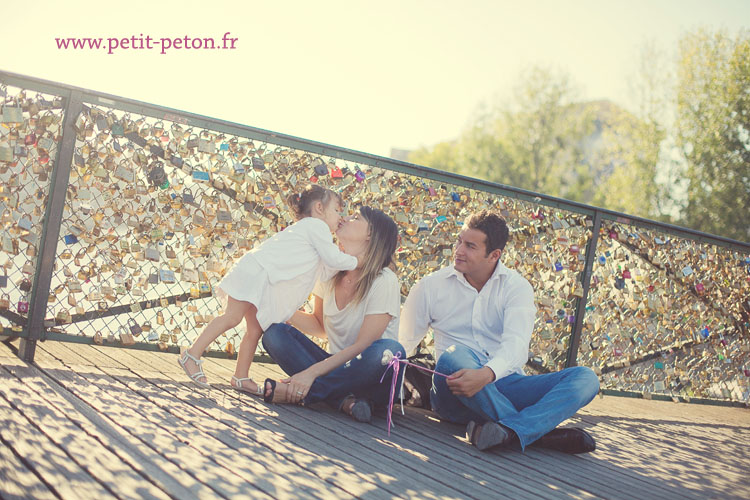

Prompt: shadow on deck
[{"left": 0, "top": 340, "right": 748, "bottom": 500}]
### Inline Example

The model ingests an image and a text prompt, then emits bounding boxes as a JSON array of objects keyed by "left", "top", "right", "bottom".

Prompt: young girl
[{"left": 178, "top": 184, "right": 358, "bottom": 393}]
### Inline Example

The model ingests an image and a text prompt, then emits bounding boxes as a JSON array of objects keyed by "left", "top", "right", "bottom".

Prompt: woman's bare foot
[{"left": 263, "top": 379, "right": 299, "bottom": 404}]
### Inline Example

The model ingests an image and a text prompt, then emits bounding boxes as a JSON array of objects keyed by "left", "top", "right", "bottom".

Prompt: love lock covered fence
[{"left": 1, "top": 70, "right": 749, "bottom": 406}]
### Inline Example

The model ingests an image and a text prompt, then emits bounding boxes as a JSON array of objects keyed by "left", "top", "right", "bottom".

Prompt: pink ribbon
[{"left": 380, "top": 352, "right": 449, "bottom": 436}]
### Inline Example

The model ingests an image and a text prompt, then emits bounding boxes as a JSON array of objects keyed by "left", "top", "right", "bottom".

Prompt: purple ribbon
[
  {"left": 380, "top": 352, "right": 450, "bottom": 436},
  {"left": 379, "top": 351, "right": 402, "bottom": 436}
]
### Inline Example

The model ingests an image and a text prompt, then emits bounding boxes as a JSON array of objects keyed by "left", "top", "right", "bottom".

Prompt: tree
[
  {"left": 675, "top": 29, "right": 750, "bottom": 241},
  {"left": 410, "top": 66, "right": 596, "bottom": 201},
  {"left": 591, "top": 42, "right": 671, "bottom": 219}
]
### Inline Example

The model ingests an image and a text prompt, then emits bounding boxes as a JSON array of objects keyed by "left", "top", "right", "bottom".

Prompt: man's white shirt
[{"left": 399, "top": 261, "right": 537, "bottom": 382}]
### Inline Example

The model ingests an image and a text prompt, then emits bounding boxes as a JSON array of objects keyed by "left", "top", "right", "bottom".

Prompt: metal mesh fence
[
  {"left": 1, "top": 71, "right": 748, "bottom": 404},
  {"left": 1, "top": 84, "right": 65, "bottom": 335}
]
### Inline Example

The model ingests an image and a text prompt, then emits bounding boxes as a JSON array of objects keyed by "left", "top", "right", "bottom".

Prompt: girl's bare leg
[
  {"left": 232, "top": 306, "right": 264, "bottom": 392},
  {"left": 182, "top": 297, "right": 249, "bottom": 384}
]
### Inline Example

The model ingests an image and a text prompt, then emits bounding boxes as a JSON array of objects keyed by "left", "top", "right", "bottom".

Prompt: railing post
[
  {"left": 18, "top": 90, "right": 82, "bottom": 362},
  {"left": 565, "top": 210, "right": 602, "bottom": 368}
]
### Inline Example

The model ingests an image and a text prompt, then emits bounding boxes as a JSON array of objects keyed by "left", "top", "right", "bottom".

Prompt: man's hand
[{"left": 446, "top": 366, "right": 495, "bottom": 397}]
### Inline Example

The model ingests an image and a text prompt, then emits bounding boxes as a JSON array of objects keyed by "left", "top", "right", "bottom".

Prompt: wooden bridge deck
[{"left": 0, "top": 339, "right": 748, "bottom": 500}]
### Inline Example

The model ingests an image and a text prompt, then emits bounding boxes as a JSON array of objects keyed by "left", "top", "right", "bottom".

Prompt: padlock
[
  {"left": 17, "top": 294, "right": 29, "bottom": 314},
  {"left": 119, "top": 326, "right": 136, "bottom": 346},
  {"left": 145, "top": 246, "right": 160, "bottom": 262},
  {"left": 56, "top": 309, "right": 71, "bottom": 324},
  {"left": 128, "top": 318, "right": 143, "bottom": 336},
  {"left": 0, "top": 293, "right": 9, "bottom": 310}
]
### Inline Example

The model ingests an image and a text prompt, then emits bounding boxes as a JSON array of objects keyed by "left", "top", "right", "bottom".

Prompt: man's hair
[{"left": 464, "top": 210, "right": 510, "bottom": 255}]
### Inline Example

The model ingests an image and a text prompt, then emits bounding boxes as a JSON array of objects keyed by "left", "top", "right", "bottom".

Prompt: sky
[{"left": 1, "top": 0, "right": 748, "bottom": 157}]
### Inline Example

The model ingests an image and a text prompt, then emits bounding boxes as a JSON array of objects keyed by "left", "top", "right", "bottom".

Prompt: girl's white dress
[{"left": 217, "top": 217, "right": 357, "bottom": 330}]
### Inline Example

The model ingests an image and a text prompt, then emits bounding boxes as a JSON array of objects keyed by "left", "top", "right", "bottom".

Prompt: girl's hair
[
  {"left": 286, "top": 184, "right": 341, "bottom": 220},
  {"left": 334, "top": 206, "right": 398, "bottom": 304}
]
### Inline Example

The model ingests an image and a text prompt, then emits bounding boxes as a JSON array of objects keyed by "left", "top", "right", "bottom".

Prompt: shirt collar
[{"left": 446, "top": 260, "right": 511, "bottom": 286}]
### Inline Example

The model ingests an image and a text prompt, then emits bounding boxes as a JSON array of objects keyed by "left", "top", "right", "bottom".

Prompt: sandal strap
[
  {"left": 180, "top": 350, "right": 203, "bottom": 365},
  {"left": 232, "top": 376, "right": 263, "bottom": 395},
  {"left": 179, "top": 350, "right": 206, "bottom": 382}
]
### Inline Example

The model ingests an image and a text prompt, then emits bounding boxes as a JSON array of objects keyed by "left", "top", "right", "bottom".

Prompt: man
[{"left": 399, "top": 210, "right": 599, "bottom": 453}]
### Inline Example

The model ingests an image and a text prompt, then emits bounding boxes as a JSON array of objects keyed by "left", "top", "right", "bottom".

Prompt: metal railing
[{"left": 1, "top": 70, "right": 748, "bottom": 406}]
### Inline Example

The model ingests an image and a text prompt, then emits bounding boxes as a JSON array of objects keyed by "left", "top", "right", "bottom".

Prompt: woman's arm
[
  {"left": 288, "top": 295, "right": 326, "bottom": 339},
  {"left": 283, "top": 313, "right": 392, "bottom": 399}
]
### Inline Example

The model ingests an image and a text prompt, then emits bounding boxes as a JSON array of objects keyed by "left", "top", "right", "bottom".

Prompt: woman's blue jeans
[
  {"left": 432, "top": 344, "right": 600, "bottom": 450},
  {"left": 262, "top": 323, "right": 406, "bottom": 410}
]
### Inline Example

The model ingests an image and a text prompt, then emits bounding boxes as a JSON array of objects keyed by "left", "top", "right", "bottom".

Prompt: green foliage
[
  {"left": 408, "top": 31, "right": 749, "bottom": 242},
  {"left": 410, "top": 66, "right": 595, "bottom": 201},
  {"left": 676, "top": 29, "right": 750, "bottom": 241}
]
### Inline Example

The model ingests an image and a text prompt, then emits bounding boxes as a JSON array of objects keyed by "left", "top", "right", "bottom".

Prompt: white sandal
[
  {"left": 231, "top": 376, "right": 263, "bottom": 397},
  {"left": 178, "top": 348, "right": 210, "bottom": 389}
]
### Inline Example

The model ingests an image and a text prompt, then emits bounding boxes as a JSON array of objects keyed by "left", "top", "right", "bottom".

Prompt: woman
[{"left": 261, "top": 206, "right": 406, "bottom": 423}]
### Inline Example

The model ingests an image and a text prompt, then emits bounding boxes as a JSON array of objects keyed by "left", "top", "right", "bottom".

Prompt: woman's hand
[{"left": 281, "top": 368, "right": 317, "bottom": 403}]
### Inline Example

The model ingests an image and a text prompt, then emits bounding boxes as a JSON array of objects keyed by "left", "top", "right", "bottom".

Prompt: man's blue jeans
[
  {"left": 262, "top": 323, "right": 406, "bottom": 410},
  {"left": 432, "top": 344, "right": 600, "bottom": 450}
]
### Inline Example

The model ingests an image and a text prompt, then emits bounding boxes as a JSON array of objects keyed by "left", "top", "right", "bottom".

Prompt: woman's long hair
[{"left": 334, "top": 206, "right": 398, "bottom": 304}]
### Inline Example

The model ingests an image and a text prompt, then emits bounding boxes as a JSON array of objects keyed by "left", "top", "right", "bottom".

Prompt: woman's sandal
[
  {"left": 263, "top": 378, "right": 299, "bottom": 404},
  {"left": 340, "top": 395, "right": 372, "bottom": 423},
  {"left": 231, "top": 376, "right": 263, "bottom": 397},
  {"left": 178, "top": 348, "right": 210, "bottom": 389}
]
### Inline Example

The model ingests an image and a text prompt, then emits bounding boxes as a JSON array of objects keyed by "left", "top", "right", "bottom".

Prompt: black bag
[{"left": 402, "top": 345, "right": 436, "bottom": 410}]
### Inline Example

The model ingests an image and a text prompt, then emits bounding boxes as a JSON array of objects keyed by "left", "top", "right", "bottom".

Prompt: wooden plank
[
  {"left": 571, "top": 399, "right": 750, "bottom": 499},
  {"left": 106, "top": 345, "right": 519, "bottom": 500},
  {"left": 196, "top": 354, "right": 564, "bottom": 500},
  {"left": 0, "top": 361, "right": 171, "bottom": 500},
  {"left": 393, "top": 409, "right": 649, "bottom": 500},
  {"left": 0, "top": 432, "right": 59, "bottom": 500},
  {"left": 18, "top": 341, "right": 750, "bottom": 500},
  {"left": 2, "top": 353, "right": 216, "bottom": 500},
  {"left": 0, "top": 375, "right": 113, "bottom": 499},
  {"left": 385, "top": 396, "right": 696, "bottom": 500},
  {"left": 240, "top": 360, "right": 602, "bottom": 500},
  {"left": 47, "top": 348, "right": 352, "bottom": 500},
  {"left": 98, "top": 347, "right": 427, "bottom": 500},
  {"left": 247, "top": 360, "right": 700, "bottom": 500},
  {"left": 31, "top": 346, "right": 255, "bottom": 499}
]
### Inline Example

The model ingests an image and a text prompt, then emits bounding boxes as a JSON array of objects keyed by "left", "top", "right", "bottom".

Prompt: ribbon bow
[{"left": 379, "top": 350, "right": 449, "bottom": 436}]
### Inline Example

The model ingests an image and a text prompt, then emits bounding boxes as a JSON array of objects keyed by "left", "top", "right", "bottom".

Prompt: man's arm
[
  {"left": 398, "top": 277, "right": 431, "bottom": 356},
  {"left": 484, "top": 278, "right": 536, "bottom": 381},
  {"left": 446, "top": 278, "right": 536, "bottom": 397}
]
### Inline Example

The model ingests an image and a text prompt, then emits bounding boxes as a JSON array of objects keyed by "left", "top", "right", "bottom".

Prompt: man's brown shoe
[{"left": 535, "top": 427, "right": 595, "bottom": 454}]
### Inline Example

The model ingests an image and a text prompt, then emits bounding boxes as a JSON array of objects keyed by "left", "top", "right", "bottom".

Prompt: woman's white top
[{"left": 313, "top": 267, "right": 400, "bottom": 354}]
